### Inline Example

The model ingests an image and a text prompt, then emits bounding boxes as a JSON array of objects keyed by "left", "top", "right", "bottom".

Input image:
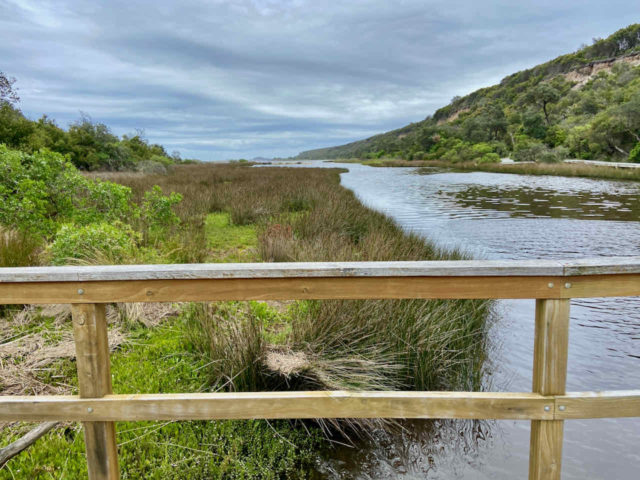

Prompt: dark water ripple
[{"left": 268, "top": 161, "right": 640, "bottom": 479}]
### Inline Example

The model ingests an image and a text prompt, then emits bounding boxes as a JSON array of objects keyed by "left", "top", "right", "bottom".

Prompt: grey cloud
[{"left": 2, "top": 0, "right": 639, "bottom": 159}]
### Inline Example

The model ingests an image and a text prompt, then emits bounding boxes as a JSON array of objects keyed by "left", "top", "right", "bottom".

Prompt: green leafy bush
[
  {"left": 0, "top": 146, "right": 135, "bottom": 235},
  {"left": 48, "top": 222, "right": 139, "bottom": 265},
  {"left": 141, "top": 185, "right": 182, "bottom": 234},
  {"left": 479, "top": 152, "right": 500, "bottom": 163},
  {"left": 513, "top": 142, "right": 546, "bottom": 162},
  {"left": 630, "top": 143, "right": 640, "bottom": 163}
]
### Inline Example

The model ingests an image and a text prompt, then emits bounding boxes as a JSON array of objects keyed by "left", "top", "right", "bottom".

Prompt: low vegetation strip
[
  {"left": 1, "top": 159, "right": 490, "bottom": 478},
  {"left": 342, "top": 157, "right": 640, "bottom": 181}
]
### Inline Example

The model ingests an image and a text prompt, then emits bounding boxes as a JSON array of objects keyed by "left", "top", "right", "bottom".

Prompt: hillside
[{"left": 297, "top": 24, "right": 640, "bottom": 164}]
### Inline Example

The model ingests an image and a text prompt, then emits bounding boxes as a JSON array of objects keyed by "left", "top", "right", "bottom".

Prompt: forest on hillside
[{"left": 298, "top": 24, "right": 640, "bottom": 164}]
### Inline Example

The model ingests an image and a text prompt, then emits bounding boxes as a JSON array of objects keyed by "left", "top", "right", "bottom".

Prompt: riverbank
[
  {"left": 1, "top": 162, "right": 490, "bottom": 478},
  {"left": 330, "top": 158, "right": 640, "bottom": 181}
]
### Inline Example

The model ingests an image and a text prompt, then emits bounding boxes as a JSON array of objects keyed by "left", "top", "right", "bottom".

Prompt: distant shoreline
[{"left": 324, "top": 158, "right": 640, "bottom": 182}]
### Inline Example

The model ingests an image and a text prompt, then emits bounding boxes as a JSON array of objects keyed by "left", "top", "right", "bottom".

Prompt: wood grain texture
[
  {"left": 529, "top": 299, "right": 570, "bottom": 480},
  {"left": 560, "top": 256, "right": 640, "bottom": 276},
  {"left": 1, "top": 274, "right": 637, "bottom": 305},
  {"left": 555, "top": 390, "right": 640, "bottom": 419},
  {"left": 560, "top": 274, "right": 640, "bottom": 299},
  {"left": 1, "top": 257, "right": 639, "bottom": 283},
  {"left": 529, "top": 420, "right": 564, "bottom": 480},
  {"left": 0, "top": 391, "right": 552, "bottom": 421},
  {"left": 0, "top": 276, "right": 569, "bottom": 304},
  {"left": 2, "top": 391, "right": 637, "bottom": 422},
  {"left": 0, "top": 260, "right": 567, "bottom": 282},
  {"left": 71, "top": 304, "right": 119, "bottom": 480}
]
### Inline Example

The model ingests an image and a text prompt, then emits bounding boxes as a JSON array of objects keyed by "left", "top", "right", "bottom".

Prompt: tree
[
  {"left": 484, "top": 103, "right": 508, "bottom": 139},
  {"left": 0, "top": 72, "right": 19, "bottom": 105},
  {"left": 522, "top": 109, "right": 547, "bottom": 140},
  {"left": 526, "top": 83, "right": 561, "bottom": 125},
  {"left": 616, "top": 93, "right": 640, "bottom": 143}
]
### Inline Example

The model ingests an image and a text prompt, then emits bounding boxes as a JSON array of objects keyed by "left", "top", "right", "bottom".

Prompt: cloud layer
[{"left": 2, "top": 1, "right": 638, "bottom": 159}]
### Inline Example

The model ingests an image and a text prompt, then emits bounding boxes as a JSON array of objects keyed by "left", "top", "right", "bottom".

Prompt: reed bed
[
  {"left": 106, "top": 164, "right": 491, "bottom": 415},
  {"left": 348, "top": 157, "right": 640, "bottom": 181}
]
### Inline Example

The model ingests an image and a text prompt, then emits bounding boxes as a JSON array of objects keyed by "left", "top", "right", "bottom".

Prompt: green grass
[
  {"left": 205, "top": 212, "right": 258, "bottom": 262},
  {"left": 0, "top": 318, "right": 323, "bottom": 480}
]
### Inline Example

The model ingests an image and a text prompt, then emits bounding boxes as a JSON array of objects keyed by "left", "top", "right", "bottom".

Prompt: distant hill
[{"left": 297, "top": 24, "right": 640, "bottom": 164}]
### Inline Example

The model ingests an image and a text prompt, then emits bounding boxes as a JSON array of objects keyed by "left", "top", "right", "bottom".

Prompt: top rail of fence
[{"left": 1, "top": 257, "right": 640, "bottom": 283}]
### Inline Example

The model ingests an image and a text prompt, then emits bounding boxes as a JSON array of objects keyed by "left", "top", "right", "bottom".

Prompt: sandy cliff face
[
  {"left": 564, "top": 52, "right": 640, "bottom": 87},
  {"left": 436, "top": 107, "right": 470, "bottom": 125}
]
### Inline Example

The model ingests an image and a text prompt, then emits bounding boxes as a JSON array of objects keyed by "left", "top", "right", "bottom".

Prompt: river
[{"left": 270, "top": 160, "right": 640, "bottom": 479}]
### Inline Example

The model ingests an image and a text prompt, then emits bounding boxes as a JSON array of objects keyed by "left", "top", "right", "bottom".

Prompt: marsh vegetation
[{"left": 0, "top": 159, "right": 490, "bottom": 478}]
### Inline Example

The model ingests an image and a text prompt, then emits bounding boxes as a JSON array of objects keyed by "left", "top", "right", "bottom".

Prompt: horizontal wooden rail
[
  {"left": 1, "top": 257, "right": 639, "bottom": 282},
  {"left": 1, "top": 391, "right": 638, "bottom": 423},
  {"left": 1, "top": 257, "right": 638, "bottom": 480},
  {"left": 1, "top": 258, "right": 639, "bottom": 304}
]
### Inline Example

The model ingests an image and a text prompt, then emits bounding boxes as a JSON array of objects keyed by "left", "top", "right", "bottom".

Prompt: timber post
[
  {"left": 528, "top": 299, "right": 570, "bottom": 480},
  {"left": 71, "top": 303, "right": 120, "bottom": 480}
]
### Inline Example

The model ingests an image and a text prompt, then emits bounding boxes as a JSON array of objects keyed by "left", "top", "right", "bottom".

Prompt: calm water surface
[{"left": 271, "top": 161, "right": 640, "bottom": 479}]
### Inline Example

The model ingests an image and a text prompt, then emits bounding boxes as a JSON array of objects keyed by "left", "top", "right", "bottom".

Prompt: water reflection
[
  {"left": 317, "top": 420, "right": 497, "bottom": 479},
  {"left": 267, "top": 162, "right": 640, "bottom": 479},
  {"left": 437, "top": 183, "right": 640, "bottom": 221}
]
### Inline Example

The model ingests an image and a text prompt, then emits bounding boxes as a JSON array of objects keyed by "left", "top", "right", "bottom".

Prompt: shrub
[
  {"left": 538, "top": 146, "right": 569, "bottom": 163},
  {"left": 135, "top": 160, "right": 168, "bottom": 174},
  {"left": 479, "top": 152, "right": 500, "bottom": 164},
  {"left": 513, "top": 142, "right": 546, "bottom": 162},
  {"left": 48, "top": 222, "right": 139, "bottom": 265},
  {"left": 630, "top": 143, "right": 640, "bottom": 163},
  {"left": 470, "top": 142, "right": 493, "bottom": 157},
  {"left": 141, "top": 185, "right": 182, "bottom": 234},
  {"left": 0, "top": 146, "right": 136, "bottom": 236}
]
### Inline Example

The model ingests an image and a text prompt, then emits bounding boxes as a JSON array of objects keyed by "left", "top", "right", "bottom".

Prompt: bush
[
  {"left": 513, "top": 142, "right": 546, "bottom": 162},
  {"left": 470, "top": 142, "right": 494, "bottom": 157},
  {"left": 630, "top": 143, "right": 640, "bottom": 163},
  {"left": 0, "top": 146, "right": 136, "bottom": 236},
  {"left": 141, "top": 185, "right": 182, "bottom": 234},
  {"left": 479, "top": 152, "right": 500, "bottom": 164},
  {"left": 48, "top": 222, "right": 139, "bottom": 265}
]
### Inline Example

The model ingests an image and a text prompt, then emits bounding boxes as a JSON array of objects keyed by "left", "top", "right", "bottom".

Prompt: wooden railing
[{"left": 1, "top": 257, "right": 639, "bottom": 479}]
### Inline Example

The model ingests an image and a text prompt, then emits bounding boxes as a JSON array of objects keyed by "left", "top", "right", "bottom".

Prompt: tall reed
[{"left": 106, "top": 164, "right": 491, "bottom": 410}]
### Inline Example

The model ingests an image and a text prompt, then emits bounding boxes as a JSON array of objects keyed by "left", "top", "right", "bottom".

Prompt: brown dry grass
[{"left": 0, "top": 302, "right": 180, "bottom": 397}]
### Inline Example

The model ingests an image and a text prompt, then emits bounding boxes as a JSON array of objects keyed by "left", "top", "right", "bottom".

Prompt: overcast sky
[{"left": 1, "top": 1, "right": 639, "bottom": 160}]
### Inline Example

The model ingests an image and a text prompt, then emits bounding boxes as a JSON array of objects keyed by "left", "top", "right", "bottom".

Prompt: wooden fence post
[
  {"left": 72, "top": 304, "right": 120, "bottom": 480},
  {"left": 528, "top": 298, "right": 570, "bottom": 480}
]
